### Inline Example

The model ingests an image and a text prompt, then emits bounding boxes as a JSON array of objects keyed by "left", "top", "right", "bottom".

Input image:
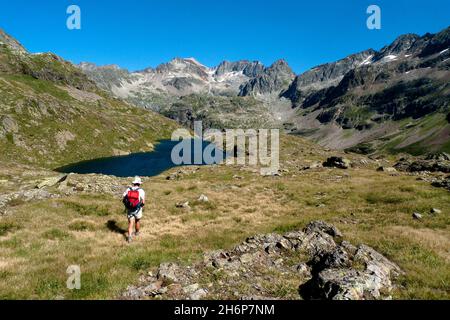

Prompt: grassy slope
[
  {"left": 0, "top": 73, "right": 179, "bottom": 169},
  {"left": 0, "top": 136, "right": 448, "bottom": 299},
  {"left": 0, "top": 38, "right": 448, "bottom": 300}
]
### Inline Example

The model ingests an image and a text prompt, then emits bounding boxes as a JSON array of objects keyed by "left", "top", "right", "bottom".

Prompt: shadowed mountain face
[{"left": 77, "top": 25, "right": 449, "bottom": 155}]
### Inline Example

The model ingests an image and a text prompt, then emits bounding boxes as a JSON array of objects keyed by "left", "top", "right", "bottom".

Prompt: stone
[
  {"left": 310, "top": 161, "right": 323, "bottom": 169},
  {"left": 157, "top": 263, "right": 183, "bottom": 283},
  {"left": 166, "top": 173, "right": 180, "bottom": 180},
  {"left": 1, "top": 115, "right": 19, "bottom": 133},
  {"left": 430, "top": 208, "right": 442, "bottom": 214},
  {"left": 323, "top": 157, "right": 351, "bottom": 169},
  {"left": 318, "top": 247, "right": 351, "bottom": 270},
  {"left": 36, "top": 175, "right": 68, "bottom": 189},
  {"left": 431, "top": 176, "right": 450, "bottom": 191},
  {"left": 276, "top": 238, "right": 292, "bottom": 250},
  {"left": 313, "top": 268, "right": 374, "bottom": 300},
  {"left": 395, "top": 158, "right": 450, "bottom": 173},
  {"left": 377, "top": 166, "right": 397, "bottom": 173},
  {"left": 303, "top": 220, "right": 343, "bottom": 238},
  {"left": 296, "top": 263, "right": 311, "bottom": 278},
  {"left": 175, "top": 201, "right": 191, "bottom": 209},
  {"left": 412, "top": 212, "right": 423, "bottom": 220},
  {"left": 189, "top": 288, "right": 208, "bottom": 300},
  {"left": 197, "top": 194, "right": 209, "bottom": 202},
  {"left": 183, "top": 283, "right": 200, "bottom": 294},
  {"left": 239, "top": 253, "right": 254, "bottom": 264},
  {"left": 260, "top": 169, "right": 281, "bottom": 177},
  {"left": 143, "top": 281, "right": 163, "bottom": 295}
]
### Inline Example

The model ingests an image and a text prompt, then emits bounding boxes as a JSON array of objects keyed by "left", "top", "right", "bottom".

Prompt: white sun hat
[{"left": 132, "top": 176, "right": 142, "bottom": 185}]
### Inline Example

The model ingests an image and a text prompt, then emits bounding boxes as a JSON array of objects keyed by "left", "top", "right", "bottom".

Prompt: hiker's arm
[
  {"left": 141, "top": 191, "right": 145, "bottom": 205},
  {"left": 122, "top": 188, "right": 129, "bottom": 200}
]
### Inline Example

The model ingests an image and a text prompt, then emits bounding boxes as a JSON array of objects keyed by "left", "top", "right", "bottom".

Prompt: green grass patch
[
  {"left": 0, "top": 222, "right": 20, "bottom": 236},
  {"left": 42, "top": 228, "right": 70, "bottom": 240},
  {"left": 63, "top": 201, "right": 110, "bottom": 217},
  {"left": 68, "top": 220, "right": 96, "bottom": 232}
]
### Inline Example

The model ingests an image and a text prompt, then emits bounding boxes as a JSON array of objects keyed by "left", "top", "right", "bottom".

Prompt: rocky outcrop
[
  {"left": 431, "top": 175, "right": 450, "bottom": 191},
  {"left": 323, "top": 157, "right": 351, "bottom": 169},
  {"left": 394, "top": 155, "right": 450, "bottom": 173},
  {"left": 123, "top": 221, "right": 402, "bottom": 300},
  {"left": 0, "top": 189, "right": 58, "bottom": 215}
]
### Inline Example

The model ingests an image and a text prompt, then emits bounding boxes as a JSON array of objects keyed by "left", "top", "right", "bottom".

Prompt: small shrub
[
  {"left": 131, "top": 257, "right": 152, "bottom": 271},
  {"left": 0, "top": 222, "right": 20, "bottom": 236}
]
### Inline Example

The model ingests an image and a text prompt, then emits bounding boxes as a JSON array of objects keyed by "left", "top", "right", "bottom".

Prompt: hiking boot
[
  {"left": 126, "top": 236, "right": 132, "bottom": 243},
  {"left": 134, "top": 231, "right": 140, "bottom": 237}
]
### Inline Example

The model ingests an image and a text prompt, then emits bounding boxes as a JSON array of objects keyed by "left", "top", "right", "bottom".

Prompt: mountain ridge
[{"left": 2, "top": 25, "right": 449, "bottom": 156}]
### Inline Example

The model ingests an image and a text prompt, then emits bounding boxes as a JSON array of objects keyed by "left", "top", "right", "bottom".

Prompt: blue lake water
[{"left": 56, "top": 139, "right": 226, "bottom": 177}]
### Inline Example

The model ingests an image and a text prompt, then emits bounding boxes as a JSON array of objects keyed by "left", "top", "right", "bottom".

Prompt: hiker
[{"left": 122, "top": 176, "right": 145, "bottom": 243}]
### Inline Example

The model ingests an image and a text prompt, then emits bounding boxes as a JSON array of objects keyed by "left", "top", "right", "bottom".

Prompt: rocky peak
[
  {"left": 281, "top": 49, "right": 376, "bottom": 103},
  {"left": 377, "top": 33, "right": 420, "bottom": 58},
  {"left": 155, "top": 57, "right": 210, "bottom": 80},
  {"left": 238, "top": 59, "right": 295, "bottom": 96},
  {"left": 267, "top": 59, "right": 294, "bottom": 75},
  {"left": 419, "top": 26, "right": 450, "bottom": 57},
  {"left": 214, "top": 60, "right": 265, "bottom": 77}
]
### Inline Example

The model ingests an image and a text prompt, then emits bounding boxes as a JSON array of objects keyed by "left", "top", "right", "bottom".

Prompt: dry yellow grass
[{"left": 0, "top": 136, "right": 449, "bottom": 299}]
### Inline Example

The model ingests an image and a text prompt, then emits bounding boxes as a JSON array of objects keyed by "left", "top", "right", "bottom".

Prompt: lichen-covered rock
[
  {"left": 122, "top": 220, "right": 401, "bottom": 300},
  {"left": 157, "top": 263, "right": 186, "bottom": 283},
  {"left": 303, "top": 220, "right": 343, "bottom": 238}
]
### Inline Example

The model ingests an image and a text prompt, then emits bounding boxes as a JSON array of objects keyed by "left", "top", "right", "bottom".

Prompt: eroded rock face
[{"left": 122, "top": 221, "right": 402, "bottom": 300}]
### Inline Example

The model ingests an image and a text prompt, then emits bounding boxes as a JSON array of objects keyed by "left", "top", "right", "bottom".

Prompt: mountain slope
[
  {"left": 77, "top": 25, "right": 450, "bottom": 156},
  {"left": 283, "top": 26, "right": 450, "bottom": 155},
  {"left": 0, "top": 30, "right": 179, "bottom": 168}
]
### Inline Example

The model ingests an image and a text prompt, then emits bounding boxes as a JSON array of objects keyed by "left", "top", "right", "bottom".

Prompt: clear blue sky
[{"left": 0, "top": 0, "right": 449, "bottom": 73}]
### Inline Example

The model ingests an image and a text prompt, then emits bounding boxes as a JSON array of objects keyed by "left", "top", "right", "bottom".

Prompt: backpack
[{"left": 123, "top": 188, "right": 141, "bottom": 211}]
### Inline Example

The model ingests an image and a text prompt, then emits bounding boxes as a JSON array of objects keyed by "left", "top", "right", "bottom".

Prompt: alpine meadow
[{"left": 0, "top": 1, "right": 449, "bottom": 303}]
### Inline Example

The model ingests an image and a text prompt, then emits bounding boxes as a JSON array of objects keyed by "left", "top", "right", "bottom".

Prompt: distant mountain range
[
  {"left": 79, "top": 57, "right": 295, "bottom": 104},
  {"left": 2, "top": 25, "right": 450, "bottom": 156}
]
